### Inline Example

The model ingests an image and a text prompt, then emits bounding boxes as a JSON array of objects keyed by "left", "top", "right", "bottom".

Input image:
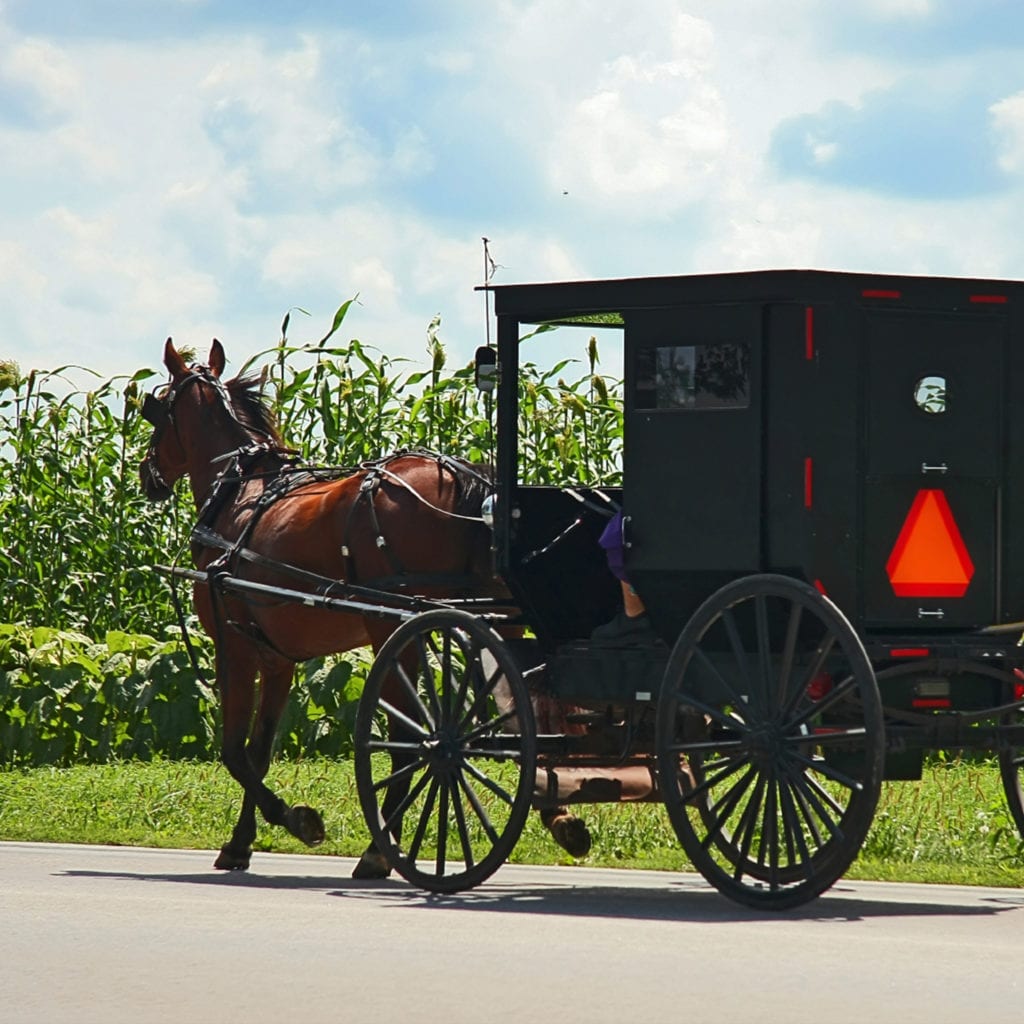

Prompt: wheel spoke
[
  {"left": 783, "top": 762, "right": 845, "bottom": 844},
  {"left": 696, "top": 764, "right": 756, "bottom": 849},
  {"left": 775, "top": 601, "right": 803, "bottom": 714},
  {"left": 665, "top": 685, "right": 752, "bottom": 737},
  {"left": 435, "top": 782, "right": 450, "bottom": 874},
  {"left": 782, "top": 632, "right": 838, "bottom": 720},
  {"left": 719, "top": 607, "right": 756, "bottom": 701},
  {"left": 461, "top": 706, "right": 522, "bottom": 746},
  {"left": 753, "top": 594, "right": 773, "bottom": 716},
  {"left": 781, "top": 764, "right": 828, "bottom": 849},
  {"left": 690, "top": 637, "right": 752, "bottom": 712},
  {"left": 788, "top": 748, "right": 864, "bottom": 793},
  {"left": 730, "top": 772, "right": 768, "bottom": 882},
  {"left": 788, "top": 672, "right": 862, "bottom": 731},
  {"left": 678, "top": 752, "right": 749, "bottom": 805},
  {"left": 759, "top": 777, "right": 780, "bottom": 883},
  {"left": 449, "top": 776, "right": 476, "bottom": 870},
  {"left": 456, "top": 768, "right": 500, "bottom": 844},
  {"left": 414, "top": 633, "right": 442, "bottom": 724},
  {"left": 376, "top": 697, "right": 431, "bottom": 743},
  {"left": 406, "top": 777, "right": 439, "bottom": 861},
  {"left": 776, "top": 774, "right": 811, "bottom": 870},
  {"left": 369, "top": 754, "right": 425, "bottom": 794},
  {"left": 380, "top": 767, "right": 433, "bottom": 837},
  {"left": 800, "top": 765, "right": 852, "bottom": 820},
  {"left": 392, "top": 657, "right": 436, "bottom": 731},
  {"left": 366, "top": 739, "right": 428, "bottom": 756},
  {"left": 462, "top": 758, "right": 516, "bottom": 807}
]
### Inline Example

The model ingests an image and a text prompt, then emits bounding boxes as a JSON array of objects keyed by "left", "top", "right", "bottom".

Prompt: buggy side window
[
  {"left": 635, "top": 341, "right": 750, "bottom": 410},
  {"left": 914, "top": 375, "right": 946, "bottom": 414}
]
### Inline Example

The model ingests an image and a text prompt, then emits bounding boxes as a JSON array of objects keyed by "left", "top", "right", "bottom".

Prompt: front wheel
[
  {"left": 354, "top": 608, "right": 537, "bottom": 893},
  {"left": 656, "top": 575, "right": 884, "bottom": 910}
]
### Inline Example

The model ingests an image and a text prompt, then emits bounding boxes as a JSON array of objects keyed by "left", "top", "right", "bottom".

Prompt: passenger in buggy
[{"left": 591, "top": 510, "right": 658, "bottom": 644}]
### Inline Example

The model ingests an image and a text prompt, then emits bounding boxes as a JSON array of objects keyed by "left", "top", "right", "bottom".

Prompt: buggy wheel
[
  {"left": 998, "top": 678, "right": 1024, "bottom": 838},
  {"left": 354, "top": 608, "right": 537, "bottom": 893},
  {"left": 656, "top": 574, "right": 884, "bottom": 910}
]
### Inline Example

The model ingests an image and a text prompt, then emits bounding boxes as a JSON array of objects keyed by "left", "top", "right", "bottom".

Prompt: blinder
[{"left": 141, "top": 388, "right": 169, "bottom": 427}]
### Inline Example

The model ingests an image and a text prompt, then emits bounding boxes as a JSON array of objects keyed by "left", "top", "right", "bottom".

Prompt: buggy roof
[{"left": 482, "top": 268, "right": 1024, "bottom": 326}]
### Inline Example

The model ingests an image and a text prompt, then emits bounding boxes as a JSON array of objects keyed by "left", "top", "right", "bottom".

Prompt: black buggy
[{"left": 352, "top": 268, "right": 1024, "bottom": 909}]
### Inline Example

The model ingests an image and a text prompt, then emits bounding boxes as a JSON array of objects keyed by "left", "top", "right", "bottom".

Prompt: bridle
[
  {"left": 141, "top": 364, "right": 283, "bottom": 492},
  {"left": 142, "top": 364, "right": 282, "bottom": 464}
]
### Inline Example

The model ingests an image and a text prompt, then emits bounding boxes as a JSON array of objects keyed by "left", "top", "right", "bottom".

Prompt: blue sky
[{"left": 4, "top": 0, "right": 1024, "bottom": 383}]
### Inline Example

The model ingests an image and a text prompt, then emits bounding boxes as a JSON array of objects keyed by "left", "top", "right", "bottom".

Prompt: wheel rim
[
  {"left": 656, "top": 575, "right": 884, "bottom": 909},
  {"left": 355, "top": 609, "right": 537, "bottom": 892},
  {"left": 998, "top": 678, "right": 1024, "bottom": 838}
]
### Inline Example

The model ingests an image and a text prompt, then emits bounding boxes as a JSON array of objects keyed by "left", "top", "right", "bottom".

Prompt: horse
[{"left": 138, "top": 338, "right": 590, "bottom": 876}]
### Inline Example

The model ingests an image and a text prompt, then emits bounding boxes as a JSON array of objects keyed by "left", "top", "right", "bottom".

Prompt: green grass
[{"left": 2, "top": 756, "right": 1024, "bottom": 888}]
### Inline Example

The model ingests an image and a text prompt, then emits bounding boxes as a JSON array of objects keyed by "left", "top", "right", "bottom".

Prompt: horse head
[{"left": 138, "top": 337, "right": 237, "bottom": 503}]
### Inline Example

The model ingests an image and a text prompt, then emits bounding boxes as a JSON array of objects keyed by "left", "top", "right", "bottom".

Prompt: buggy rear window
[{"left": 634, "top": 341, "right": 751, "bottom": 410}]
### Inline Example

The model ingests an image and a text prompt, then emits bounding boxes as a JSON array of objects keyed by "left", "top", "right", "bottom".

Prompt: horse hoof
[
  {"left": 286, "top": 804, "right": 326, "bottom": 847},
  {"left": 352, "top": 850, "right": 392, "bottom": 880},
  {"left": 547, "top": 814, "right": 592, "bottom": 858},
  {"left": 214, "top": 845, "right": 252, "bottom": 871}
]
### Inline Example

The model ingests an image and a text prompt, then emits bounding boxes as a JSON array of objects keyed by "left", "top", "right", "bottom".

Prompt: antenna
[{"left": 482, "top": 237, "right": 496, "bottom": 348}]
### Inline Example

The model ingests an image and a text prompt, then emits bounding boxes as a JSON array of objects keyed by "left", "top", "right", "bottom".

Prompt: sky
[{"left": 4, "top": 0, "right": 1024, "bottom": 386}]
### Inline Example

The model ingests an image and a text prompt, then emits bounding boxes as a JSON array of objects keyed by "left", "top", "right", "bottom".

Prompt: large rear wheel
[
  {"left": 354, "top": 608, "right": 536, "bottom": 893},
  {"left": 998, "top": 674, "right": 1024, "bottom": 838},
  {"left": 656, "top": 574, "right": 884, "bottom": 910}
]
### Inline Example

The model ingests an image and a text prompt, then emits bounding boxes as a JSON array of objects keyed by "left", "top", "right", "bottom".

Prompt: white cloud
[
  {"left": 990, "top": 90, "right": 1024, "bottom": 174},
  {"left": 2, "top": 0, "right": 1024, "bottom": 388},
  {"left": 862, "top": 0, "right": 933, "bottom": 18}
]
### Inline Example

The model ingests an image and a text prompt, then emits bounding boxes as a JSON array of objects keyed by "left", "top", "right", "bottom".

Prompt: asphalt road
[{"left": 2, "top": 841, "right": 1022, "bottom": 1024}]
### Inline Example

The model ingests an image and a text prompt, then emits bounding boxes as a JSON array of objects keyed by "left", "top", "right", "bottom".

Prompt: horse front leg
[{"left": 214, "top": 652, "right": 324, "bottom": 870}]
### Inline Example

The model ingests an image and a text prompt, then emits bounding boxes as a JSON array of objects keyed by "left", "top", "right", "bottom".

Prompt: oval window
[{"left": 914, "top": 375, "right": 946, "bottom": 414}]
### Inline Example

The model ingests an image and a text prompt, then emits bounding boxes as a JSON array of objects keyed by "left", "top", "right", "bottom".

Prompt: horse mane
[
  {"left": 448, "top": 456, "right": 494, "bottom": 518},
  {"left": 226, "top": 373, "right": 283, "bottom": 445}
]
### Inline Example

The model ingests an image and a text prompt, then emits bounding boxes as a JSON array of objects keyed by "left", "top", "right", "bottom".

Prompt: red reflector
[
  {"left": 805, "top": 306, "right": 815, "bottom": 360},
  {"left": 813, "top": 578, "right": 827, "bottom": 595},
  {"left": 969, "top": 294, "right": 1008, "bottom": 304},
  {"left": 804, "top": 457, "right": 813, "bottom": 509},
  {"left": 886, "top": 489, "right": 974, "bottom": 598},
  {"left": 807, "top": 672, "right": 833, "bottom": 701},
  {"left": 862, "top": 289, "right": 901, "bottom": 299},
  {"left": 1015, "top": 683, "right": 1024, "bottom": 702},
  {"left": 890, "top": 648, "right": 930, "bottom": 658},
  {"left": 912, "top": 698, "right": 952, "bottom": 709}
]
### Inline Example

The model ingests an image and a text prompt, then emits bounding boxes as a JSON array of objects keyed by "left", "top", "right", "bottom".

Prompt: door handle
[{"left": 921, "top": 462, "right": 948, "bottom": 475}]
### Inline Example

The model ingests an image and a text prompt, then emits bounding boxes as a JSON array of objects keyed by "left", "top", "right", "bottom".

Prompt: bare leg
[{"left": 621, "top": 580, "right": 646, "bottom": 618}]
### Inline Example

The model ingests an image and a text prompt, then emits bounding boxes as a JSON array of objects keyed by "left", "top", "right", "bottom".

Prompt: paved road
[{"left": 2, "top": 841, "right": 1022, "bottom": 1024}]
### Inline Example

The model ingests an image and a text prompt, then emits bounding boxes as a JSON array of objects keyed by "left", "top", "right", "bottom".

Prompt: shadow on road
[{"left": 59, "top": 862, "right": 1024, "bottom": 924}]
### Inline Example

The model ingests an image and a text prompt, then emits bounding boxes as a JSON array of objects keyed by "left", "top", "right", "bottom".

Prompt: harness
[{"left": 144, "top": 366, "right": 497, "bottom": 664}]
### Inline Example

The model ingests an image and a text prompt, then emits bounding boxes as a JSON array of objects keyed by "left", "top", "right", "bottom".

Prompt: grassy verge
[{"left": 2, "top": 757, "right": 1023, "bottom": 887}]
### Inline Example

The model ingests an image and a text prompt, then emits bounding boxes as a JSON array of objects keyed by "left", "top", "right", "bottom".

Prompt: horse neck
[{"left": 185, "top": 425, "right": 284, "bottom": 514}]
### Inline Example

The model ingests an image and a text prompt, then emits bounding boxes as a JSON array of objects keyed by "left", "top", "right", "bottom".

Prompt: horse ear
[
  {"left": 163, "top": 337, "right": 189, "bottom": 378},
  {"left": 209, "top": 339, "right": 226, "bottom": 377}
]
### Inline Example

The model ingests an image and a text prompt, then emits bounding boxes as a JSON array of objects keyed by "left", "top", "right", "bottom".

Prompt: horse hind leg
[{"left": 540, "top": 806, "right": 592, "bottom": 858}]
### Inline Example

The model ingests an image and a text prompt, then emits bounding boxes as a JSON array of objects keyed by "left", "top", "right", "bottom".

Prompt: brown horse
[{"left": 138, "top": 338, "right": 589, "bottom": 876}]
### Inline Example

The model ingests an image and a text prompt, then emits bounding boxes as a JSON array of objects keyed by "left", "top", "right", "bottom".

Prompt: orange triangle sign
[{"left": 886, "top": 489, "right": 974, "bottom": 597}]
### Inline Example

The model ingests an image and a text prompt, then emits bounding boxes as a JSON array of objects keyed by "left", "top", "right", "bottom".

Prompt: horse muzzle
[{"left": 140, "top": 458, "right": 174, "bottom": 502}]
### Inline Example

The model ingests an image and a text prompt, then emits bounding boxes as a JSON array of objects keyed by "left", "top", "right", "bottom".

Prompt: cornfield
[{"left": 0, "top": 302, "right": 623, "bottom": 764}]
